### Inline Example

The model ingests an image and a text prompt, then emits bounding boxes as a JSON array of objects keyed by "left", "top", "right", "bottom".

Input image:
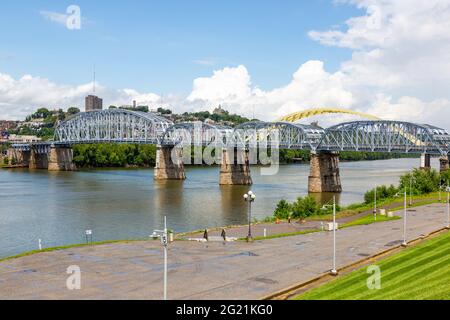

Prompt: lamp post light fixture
[
  {"left": 243, "top": 190, "right": 256, "bottom": 242},
  {"left": 151, "top": 216, "right": 169, "bottom": 300}
]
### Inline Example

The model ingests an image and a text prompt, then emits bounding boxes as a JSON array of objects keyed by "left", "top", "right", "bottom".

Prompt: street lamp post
[
  {"left": 409, "top": 174, "right": 413, "bottom": 207},
  {"left": 446, "top": 186, "right": 450, "bottom": 229},
  {"left": 402, "top": 190, "right": 408, "bottom": 247},
  {"left": 243, "top": 191, "right": 256, "bottom": 242},
  {"left": 373, "top": 187, "right": 377, "bottom": 221},
  {"left": 151, "top": 216, "right": 169, "bottom": 300},
  {"left": 331, "top": 196, "right": 338, "bottom": 276}
]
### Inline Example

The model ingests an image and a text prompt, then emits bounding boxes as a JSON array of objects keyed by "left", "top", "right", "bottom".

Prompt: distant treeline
[
  {"left": 279, "top": 149, "right": 418, "bottom": 163},
  {"left": 73, "top": 144, "right": 156, "bottom": 168},
  {"left": 72, "top": 144, "right": 419, "bottom": 168}
]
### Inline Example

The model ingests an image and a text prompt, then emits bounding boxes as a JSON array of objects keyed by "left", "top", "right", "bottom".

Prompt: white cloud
[
  {"left": 0, "top": 72, "right": 167, "bottom": 120},
  {"left": 3, "top": 0, "right": 450, "bottom": 130},
  {"left": 39, "top": 10, "right": 68, "bottom": 26},
  {"left": 185, "top": 0, "right": 450, "bottom": 128},
  {"left": 193, "top": 58, "right": 216, "bottom": 66}
]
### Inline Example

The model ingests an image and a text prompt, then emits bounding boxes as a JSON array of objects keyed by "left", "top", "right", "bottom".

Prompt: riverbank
[
  {"left": 0, "top": 158, "right": 440, "bottom": 259},
  {"left": 178, "top": 192, "right": 441, "bottom": 241},
  {"left": 0, "top": 191, "right": 441, "bottom": 262},
  {"left": 0, "top": 201, "right": 447, "bottom": 300}
]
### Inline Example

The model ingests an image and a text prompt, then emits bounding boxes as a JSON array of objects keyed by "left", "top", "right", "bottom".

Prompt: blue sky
[
  {"left": 0, "top": 0, "right": 360, "bottom": 95},
  {"left": 2, "top": 0, "right": 449, "bottom": 128}
]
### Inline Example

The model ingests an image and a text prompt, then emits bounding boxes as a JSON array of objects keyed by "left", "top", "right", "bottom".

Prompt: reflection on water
[
  {"left": 0, "top": 158, "right": 439, "bottom": 257},
  {"left": 309, "top": 192, "right": 341, "bottom": 207}
]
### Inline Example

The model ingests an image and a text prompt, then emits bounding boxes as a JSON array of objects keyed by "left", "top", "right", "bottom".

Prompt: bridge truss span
[
  {"left": 54, "top": 109, "right": 173, "bottom": 145},
  {"left": 233, "top": 121, "right": 324, "bottom": 150},
  {"left": 318, "top": 121, "right": 450, "bottom": 156},
  {"left": 160, "top": 122, "right": 233, "bottom": 147}
]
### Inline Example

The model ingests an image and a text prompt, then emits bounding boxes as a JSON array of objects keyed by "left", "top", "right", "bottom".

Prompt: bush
[
  {"left": 399, "top": 168, "right": 440, "bottom": 195},
  {"left": 292, "top": 196, "right": 318, "bottom": 219},
  {"left": 274, "top": 199, "right": 292, "bottom": 219},
  {"left": 364, "top": 184, "right": 399, "bottom": 204}
]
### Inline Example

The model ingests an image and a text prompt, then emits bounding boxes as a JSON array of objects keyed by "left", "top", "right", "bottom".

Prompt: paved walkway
[
  {"left": 180, "top": 198, "right": 440, "bottom": 240},
  {"left": 0, "top": 203, "right": 448, "bottom": 300}
]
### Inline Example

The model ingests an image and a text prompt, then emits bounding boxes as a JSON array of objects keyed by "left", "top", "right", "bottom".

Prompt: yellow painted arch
[
  {"left": 278, "top": 108, "right": 381, "bottom": 122},
  {"left": 278, "top": 108, "right": 428, "bottom": 147}
]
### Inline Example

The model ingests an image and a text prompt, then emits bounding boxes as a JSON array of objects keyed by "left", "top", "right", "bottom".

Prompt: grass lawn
[
  {"left": 295, "top": 231, "right": 450, "bottom": 300},
  {"left": 340, "top": 214, "right": 400, "bottom": 228}
]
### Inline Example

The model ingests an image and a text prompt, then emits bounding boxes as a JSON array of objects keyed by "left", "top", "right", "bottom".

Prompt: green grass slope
[{"left": 296, "top": 231, "right": 450, "bottom": 300}]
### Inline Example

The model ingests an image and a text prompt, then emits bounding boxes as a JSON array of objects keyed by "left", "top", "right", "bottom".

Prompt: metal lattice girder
[
  {"left": 318, "top": 121, "right": 450, "bottom": 155},
  {"left": 160, "top": 122, "right": 233, "bottom": 147},
  {"left": 233, "top": 121, "right": 325, "bottom": 150},
  {"left": 54, "top": 109, "right": 173, "bottom": 144}
]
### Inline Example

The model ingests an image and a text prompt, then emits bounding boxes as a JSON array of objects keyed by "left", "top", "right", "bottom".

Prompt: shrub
[
  {"left": 273, "top": 199, "right": 292, "bottom": 219},
  {"left": 364, "top": 184, "right": 399, "bottom": 204},
  {"left": 399, "top": 168, "right": 440, "bottom": 195},
  {"left": 292, "top": 196, "right": 318, "bottom": 219}
]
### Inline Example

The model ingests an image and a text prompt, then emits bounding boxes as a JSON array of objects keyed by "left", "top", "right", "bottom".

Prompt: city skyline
[{"left": 1, "top": 1, "right": 450, "bottom": 130}]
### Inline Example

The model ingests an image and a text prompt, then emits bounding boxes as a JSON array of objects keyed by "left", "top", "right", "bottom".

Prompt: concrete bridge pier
[
  {"left": 5, "top": 148, "right": 30, "bottom": 167},
  {"left": 48, "top": 146, "right": 76, "bottom": 171},
  {"left": 440, "top": 156, "right": 450, "bottom": 172},
  {"left": 29, "top": 149, "right": 48, "bottom": 170},
  {"left": 308, "top": 151, "right": 342, "bottom": 193},
  {"left": 420, "top": 153, "right": 432, "bottom": 170},
  {"left": 219, "top": 147, "right": 252, "bottom": 185},
  {"left": 154, "top": 145, "right": 186, "bottom": 180}
]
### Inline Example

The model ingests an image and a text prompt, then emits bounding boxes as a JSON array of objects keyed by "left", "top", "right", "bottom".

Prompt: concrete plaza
[{"left": 0, "top": 203, "right": 448, "bottom": 300}]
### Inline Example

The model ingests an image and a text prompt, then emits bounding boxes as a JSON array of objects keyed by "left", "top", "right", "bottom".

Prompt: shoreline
[{"left": 0, "top": 193, "right": 441, "bottom": 262}]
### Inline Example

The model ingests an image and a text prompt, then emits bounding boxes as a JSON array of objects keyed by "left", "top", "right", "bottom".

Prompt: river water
[{"left": 0, "top": 158, "right": 439, "bottom": 258}]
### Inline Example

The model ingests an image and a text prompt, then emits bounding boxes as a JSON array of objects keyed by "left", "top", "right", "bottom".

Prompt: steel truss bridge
[{"left": 11, "top": 109, "right": 450, "bottom": 156}]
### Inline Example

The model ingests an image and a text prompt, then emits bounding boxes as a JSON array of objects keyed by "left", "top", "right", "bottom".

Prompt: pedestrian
[{"left": 221, "top": 229, "right": 227, "bottom": 241}]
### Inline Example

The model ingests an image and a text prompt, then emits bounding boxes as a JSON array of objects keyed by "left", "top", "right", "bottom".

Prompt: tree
[
  {"left": 399, "top": 169, "right": 440, "bottom": 195},
  {"left": 33, "top": 108, "right": 51, "bottom": 119},
  {"left": 274, "top": 199, "right": 292, "bottom": 219},
  {"left": 292, "top": 196, "right": 318, "bottom": 219},
  {"left": 67, "top": 107, "right": 80, "bottom": 115}
]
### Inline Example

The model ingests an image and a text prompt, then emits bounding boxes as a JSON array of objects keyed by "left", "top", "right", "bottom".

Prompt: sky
[{"left": 1, "top": 0, "right": 450, "bottom": 128}]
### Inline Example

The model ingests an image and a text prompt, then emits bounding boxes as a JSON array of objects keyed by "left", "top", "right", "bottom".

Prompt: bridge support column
[
  {"left": 48, "top": 146, "right": 76, "bottom": 171},
  {"left": 308, "top": 151, "right": 342, "bottom": 193},
  {"left": 29, "top": 149, "right": 48, "bottom": 170},
  {"left": 420, "top": 153, "right": 431, "bottom": 170},
  {"left": 220, "top": 148, "right": 252, "bottom": 185},
  {"left": 440, "top": 156, "right": 450, "bottom": 172},
  {"left": 154, "top": 145, "right": 186, "bottom": 180},
  {"left": 5, "top": 148, "right": 30, "bottom": 167}
]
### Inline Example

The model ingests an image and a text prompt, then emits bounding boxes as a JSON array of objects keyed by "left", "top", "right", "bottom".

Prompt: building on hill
[
  {"left": 213, "top": 105, "right": 227, "bottom": 116},
  {"left": 85, "top": 95, "right": 103, "bottom": 112}
]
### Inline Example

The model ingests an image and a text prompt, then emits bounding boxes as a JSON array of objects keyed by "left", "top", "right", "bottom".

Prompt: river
[{"left": 0, "top": 158, "right": 439, "bottom": 258}]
